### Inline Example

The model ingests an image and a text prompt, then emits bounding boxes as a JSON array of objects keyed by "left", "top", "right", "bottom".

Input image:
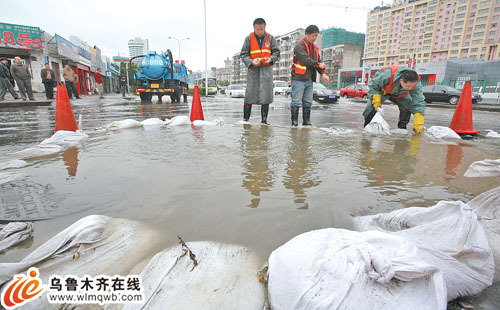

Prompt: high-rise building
[
  {"left": 322, "top": 27, "right": 365, "bottom": 65},
  {"left": 364, "top": 0, "right": 500, "bottom": 67},
  {"left": 321, "top": 44, "right": 363, "bottom": 85},
  {"left": 128, "top": 37, "right": 149, "bottom": 58}
]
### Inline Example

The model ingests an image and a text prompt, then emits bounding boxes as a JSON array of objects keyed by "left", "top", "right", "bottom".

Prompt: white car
[
  {"left": 273, "top": 80, "right": 289, "bottom": 95},
  {"left": 227, "top": 85, "right": 245, "bottom": 98}
]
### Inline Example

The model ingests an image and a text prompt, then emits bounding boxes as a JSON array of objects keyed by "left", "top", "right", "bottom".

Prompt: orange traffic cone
[
  {"left": 55, "top": 83, "right": 78, "bottom": 132},
  {"left": 449, "top": 81, "right": 480, "bottom": 134},
  {"left": 190, "top": 86, "right": 204, "bottom": 122}
]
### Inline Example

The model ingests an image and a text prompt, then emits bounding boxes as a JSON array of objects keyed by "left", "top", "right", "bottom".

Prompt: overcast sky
[{"left": 4, "top": 0, "right": 383, "bottom": 71}]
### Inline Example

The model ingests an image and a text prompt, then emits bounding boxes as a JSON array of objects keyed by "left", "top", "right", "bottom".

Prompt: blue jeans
[{"left": 291, "top": 80, "right": 313, "bottom": 108}]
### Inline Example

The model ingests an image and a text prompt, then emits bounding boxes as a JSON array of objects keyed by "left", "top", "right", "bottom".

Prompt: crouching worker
[{"left": 363, "top": 66, "right": 425, "bottom": 133}]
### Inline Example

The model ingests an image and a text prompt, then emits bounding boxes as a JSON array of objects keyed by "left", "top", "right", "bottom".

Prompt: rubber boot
[
  {"left": 302, "top": 107, "right": 312, "bottom": 126},
  {"left": 243, "top": 104, "right": 252, "bottom": 122},
  {"left": 397, "top": 106, "right": 411, "bottom": 129},
  {"left": 261, "top": 104, "right": 269, "bottom": 124},
  {"left": 291, "top": 106, "right": 299, "bottom": 127}
]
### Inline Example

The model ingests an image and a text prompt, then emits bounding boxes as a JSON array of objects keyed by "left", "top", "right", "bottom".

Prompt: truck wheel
[{"left": 140, "top": 93, "right": 152, "bottom": 102}]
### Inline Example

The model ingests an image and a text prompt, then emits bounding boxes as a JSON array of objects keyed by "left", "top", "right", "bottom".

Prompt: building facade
[
  {"left": 274, "top": 28, "right": 307, "bottom": 82},
  {"left": 364, "top": 0, "right": 500, "bottom": 67},
  {"left": 322, "top": 44, "right": 363, "bottom": 86},
  {"left": 215, "top": 57, "right": 232, "bottom": 83},
  {"left": 322, "top": 27, "right": 365, "bottom": 65},
  {"left": 128, "top": 37, "right": 149, "bottom": 58}
]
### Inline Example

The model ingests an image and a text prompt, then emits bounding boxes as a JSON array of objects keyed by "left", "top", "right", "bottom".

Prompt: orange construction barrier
[
  {"left": 449, "top": 81, "right": 480, "bottom": 134},
  {"left": 190, "top": 86, "right": 204, "bottom": 122},
  {"left": 55, "top": 83, "right": 78, "bottom": 132}
]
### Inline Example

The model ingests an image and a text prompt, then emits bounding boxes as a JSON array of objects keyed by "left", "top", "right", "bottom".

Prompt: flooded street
[{"left": 1, "top": 94, "right": 500, "bottom": 284}]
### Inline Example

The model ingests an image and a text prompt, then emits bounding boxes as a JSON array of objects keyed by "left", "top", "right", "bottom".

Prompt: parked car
[
  {"left": 226, "top": 85, "right": 245, "bottom": 98},
  {"left": 273, "top": 80, "right": 289, "bottom": 95},
  {"left": 340, "top": 84, "right": 369, "bottom": 99},
  {"left": 422, "top": 85, "right": 482, "bottom": 104},
  {"left": 284, "top": 83, "right": 338, "bottom": 103},
  {"left": 312, "top": 82, "right": 338, "bottom": 103}
]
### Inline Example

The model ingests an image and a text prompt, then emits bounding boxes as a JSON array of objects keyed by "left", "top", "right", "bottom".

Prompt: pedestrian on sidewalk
[
  {"left": 63, "top": 65, "right": 81, "bottom": 99},
  {"left": 0, "top": 57, "right": 21, "bottom": 101},
  {"left": 290, "top": 25, "right": 330, "bottom": 126},
  {"left": 40, "top": 63, "right": 56, "bottom": 99},
  {"left": 120, "top": 76, "right": 127, "bottom": 98},
  {"left": 240, "top": 18, "right": 280, "bottom": 124},
  {"left": 95, "top": 68, "right": 104, "bottom": 99},
  {"left": 10, "top": 56, "right": 35, "bottom": 101}
]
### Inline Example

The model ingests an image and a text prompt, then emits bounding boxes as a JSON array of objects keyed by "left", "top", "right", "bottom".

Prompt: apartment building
[
  {"left": 273, "top": 28, "right": 307, "bottom": 82},
  {"left": 322, "top": 44, "right": 363, "bottom": 85},
  {"left": 364, "top": 0, "right": 500, "bottom": 67}
]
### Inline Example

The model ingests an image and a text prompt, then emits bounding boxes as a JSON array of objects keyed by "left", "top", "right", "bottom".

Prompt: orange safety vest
[
  {"left": 250, "top": 33, "right": 271, "bottom": 67},
  {"left": 381, "top": 66, "right": 420, "bottom": 98},
  {"left": 292, "top": 40, "right": 325, "bottom": 75}
]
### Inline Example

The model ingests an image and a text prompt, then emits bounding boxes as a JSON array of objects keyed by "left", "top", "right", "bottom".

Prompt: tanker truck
[{"left": 131, "top": 50, "right": 189, "bottom": 102}]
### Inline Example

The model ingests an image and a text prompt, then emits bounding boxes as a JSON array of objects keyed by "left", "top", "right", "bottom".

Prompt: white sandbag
[
  {"left": 319, "top": 127, "right": 354, "bottom": 135},
  {"left": 485, "top": 129, "right": 500, "bottom": 138},
  {"left": 268, "top": 229, "right": 446, "bottom": 310},
  {"left": 0, "top": 160, "right": 27, "bottom": 171},
  {"left": 0, "top": 222, "right": 33, "bottom": 254},
  {"left": 364, "top": 108, "right": 391, "bottom": 135},
  {"left": 1, "top": 215, "right": 162, "bottom": 310},
  {"left": 165, "top": 115, "right": 191, "bottom": 126},
  {"left": 355, "top": 200, "right": 494, "bottom": 300},
  {"left": 0, "top": 215, "right": 160, "bottom": 284},
  {"left": 464, "top": 159, "right": 500, "bottom": 177},
  {"left": 40, "top": 130, "right": 89, "bottom": 148},
  {"left": 13, "top": 144, "right": 64, "bottom": 159},
  {"left": 140, "top": 118, "right": 165, "bottom": 127},
  {"left": 467, "top": 186, "right": 500, "bottom": 281},
  {"left": 107, "top": 119, "right": 142, "bottom": 129},
  {"left": 425, "top": 126, "right": 462, "bottom": 139},
  {"left": 391, "top": 128, "right": 409, "bottom": 135},
  {"left": 123, "top": 241, "right": 265, "bottom": 310},
  {"left": 192, "top": 118, "right": 224, "bottom": 127}
]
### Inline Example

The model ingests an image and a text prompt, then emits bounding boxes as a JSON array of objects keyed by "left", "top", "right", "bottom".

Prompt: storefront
[
  {"left": 76, "top": 63, "right": 90, "bottom": 95},
  {"left": 0, "top": 22, "right": 45, "bottom": 92}
]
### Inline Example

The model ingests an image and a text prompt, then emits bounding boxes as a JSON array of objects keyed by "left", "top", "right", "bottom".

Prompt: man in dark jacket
[
  {"left": 0, "top": 57, "right": 20, "bottom": 100},
  {"left": 290, "top": 25, "right": 330, "bottom": 126},
  {"left": 40, "top": 63, "right": 56, "bottom": 99},
  {"left": 10, "top": 56, "right": 34, "bottom": 100}
]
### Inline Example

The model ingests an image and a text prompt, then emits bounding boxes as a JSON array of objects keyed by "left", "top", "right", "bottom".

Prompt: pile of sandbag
[
  {"left": 267, "top": 158, "right": 500, "bottom": 309},
  {"left": 268, "top": 229, "right": 447, "bottom": 310}
]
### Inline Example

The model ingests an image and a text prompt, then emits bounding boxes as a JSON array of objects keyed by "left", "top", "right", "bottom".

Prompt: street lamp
[{"left": 168, "top": 36, "right": 190, "bottom": 61}]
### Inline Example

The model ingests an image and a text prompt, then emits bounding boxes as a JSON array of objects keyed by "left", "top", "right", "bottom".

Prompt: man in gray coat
[
  {"left": 10, "top": 56, "right": 34, "bottom": 100},
  {"left": 0, "top": 57, "right": 21, "bottom": 101},
  {"left": 240, "top": 18, "right": 280, "bottom": 124}
]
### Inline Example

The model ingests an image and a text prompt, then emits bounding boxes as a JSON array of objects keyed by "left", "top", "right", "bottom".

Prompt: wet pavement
[{"left": 0, "top": 93, "right": 500, "bottom": 306}]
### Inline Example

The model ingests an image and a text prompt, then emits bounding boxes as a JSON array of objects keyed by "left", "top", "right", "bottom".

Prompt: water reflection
[
  {"left": 283, "top": 128, "right": 321, "bottom": 209},
  {"left": 62, "top": 147, "right": 79, "bottom": 177},
  {"left": 445, "top": 144, "right": 464, "bottom": 181},
  {"left": 359, "top": 135, "right": 421, "bottom": 187},
  {"left": 240, "top": 124, "right": 275, "bottom": 208}
]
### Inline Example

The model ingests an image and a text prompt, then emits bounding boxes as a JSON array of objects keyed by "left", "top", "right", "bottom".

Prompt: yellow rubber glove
[
  {"left": 372, "top": 94, "right": 382, "bottom": 110},
  {"left": 413, "top": 113, "right": 424, "bottom": 134}
]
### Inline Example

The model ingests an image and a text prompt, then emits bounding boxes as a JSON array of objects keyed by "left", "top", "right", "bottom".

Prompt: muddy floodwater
[{"left": 1, "top": 94, "right": 500, "bottom": 304}]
